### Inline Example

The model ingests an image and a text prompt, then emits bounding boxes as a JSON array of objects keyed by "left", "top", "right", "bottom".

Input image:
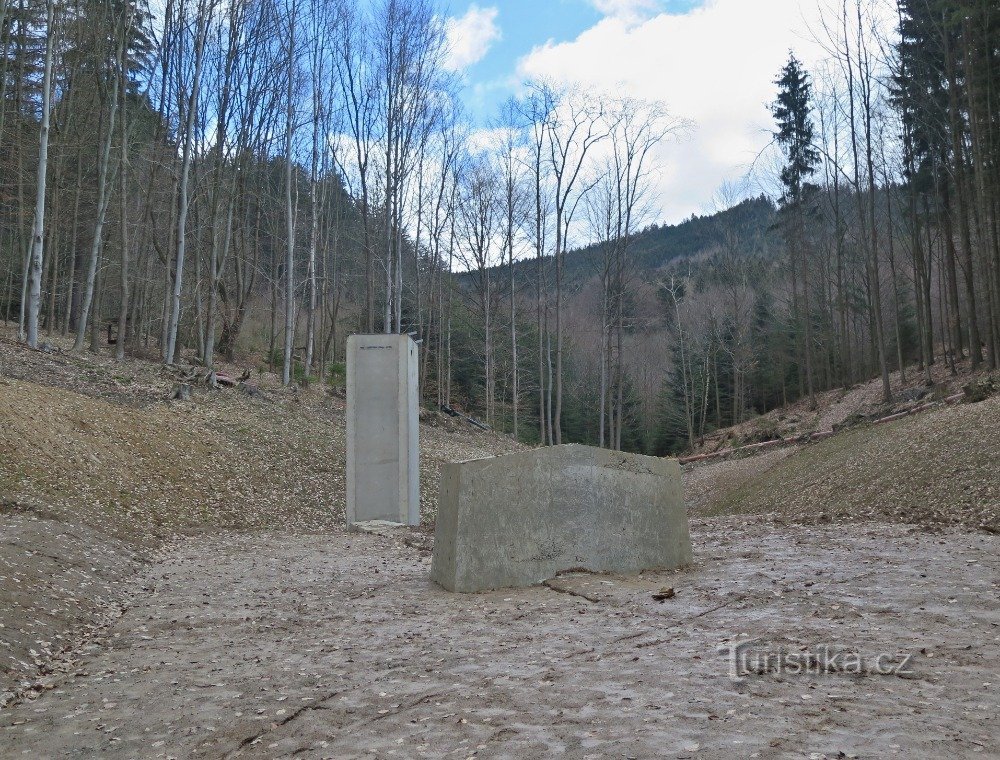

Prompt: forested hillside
[
  {"left": 549, "top": 195, "right": 778, "bottom": 281},
  {"left": 2, "top": 0, "right": 998, "bottom": 456}
]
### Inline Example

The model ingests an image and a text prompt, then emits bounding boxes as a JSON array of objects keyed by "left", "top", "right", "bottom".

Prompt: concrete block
[
  {"left": 348, "top": 520, "right": 411, "bottom": 535},
  {"left": 346, "top": 334, "right": 419, "bottom": 527},
  {"left": 431, "top": 444, "right": 691, "bottom": 593}
]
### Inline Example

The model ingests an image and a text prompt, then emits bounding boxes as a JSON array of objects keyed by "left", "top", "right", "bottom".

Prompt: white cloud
[
  {"left": 445, "top": 5, "right": 501, "bottom": 72},
  {"left": 590, "top": 0, "right": 662, "bottom": 25},
  {"left": 516, "top": 0, "right": 845, "bottom": 223}
]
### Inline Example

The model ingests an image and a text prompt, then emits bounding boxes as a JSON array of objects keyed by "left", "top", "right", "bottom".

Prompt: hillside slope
[
  {"left": 495, "top": 195, "right": 777, "bottom": 285},
  {"left": 690, "top": 392, "right": 1000, "bottom": 531},
  {"left": 566, "top": 195, "right": 777, "bottom": 276},
  {"left": 0, "top": 332, "right": 518, "bottom": 705}
]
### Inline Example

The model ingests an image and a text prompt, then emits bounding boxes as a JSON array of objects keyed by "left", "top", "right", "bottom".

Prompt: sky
[{"left": 442, "top": 0, "right": 834, "bottom": 225}]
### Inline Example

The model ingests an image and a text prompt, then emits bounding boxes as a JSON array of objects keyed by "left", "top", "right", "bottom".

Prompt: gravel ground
[
  {"left": 1, "top": 335, "right": 517, "bottom": 708},
  {"left": 1, "top": 518, "right": 997, "bottom": 759},
  {"left": 4, "top": 330, "right": 999, "bottom": 758}
]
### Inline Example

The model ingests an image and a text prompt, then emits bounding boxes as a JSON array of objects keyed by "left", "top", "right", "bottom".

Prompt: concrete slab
[
  {"left": 346, "top": 334, "right": 419, "bottom": 527},
  {"left": 348, "top": 520, "right": 408, "bottom": 535},
  {"left": 431, "top": 444, "right": 691, "bottom": 593}
]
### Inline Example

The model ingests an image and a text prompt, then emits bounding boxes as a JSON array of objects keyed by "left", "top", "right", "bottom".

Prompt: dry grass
[{"left": 683, "top": 447, "right": 796, "bottom": 512}]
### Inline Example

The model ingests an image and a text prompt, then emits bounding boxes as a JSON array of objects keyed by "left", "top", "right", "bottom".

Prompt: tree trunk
[
  {"left": 75, "top": 52, "right": 121, "bottom": 352},
  {"left": 166, "top": 6, "right": 210, "bottom": 365},
  {"left": 282, "top": 1, "right": 298, "bottom": 386},
  {"left": 116, "top": 87, "right": 130, "bottom": 362},
  {"left": 25, "top": 0, "right": 56, "bottom": 349}
]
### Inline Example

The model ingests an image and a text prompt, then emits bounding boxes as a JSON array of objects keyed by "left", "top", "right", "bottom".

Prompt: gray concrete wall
[
  {"left": 431, "top": 444, "right": 691, "bottom": 593},
  {"left": 346, "top": 334, "right": 419, "bottom": 527}
]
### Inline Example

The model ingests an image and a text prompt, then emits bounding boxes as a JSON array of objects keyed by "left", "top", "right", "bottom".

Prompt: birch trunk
[
  {"left": 26, "top": 0, "right": 56, "bottom": 349},
  {"left": 75, "top": 38, "right": 122, "bottom": 352},
  {"left": 165, "top": 4, "right": 211, "bottom": 364}
]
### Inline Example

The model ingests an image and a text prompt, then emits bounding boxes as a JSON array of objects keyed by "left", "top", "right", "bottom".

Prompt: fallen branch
[
  {"left": 440, "top": 404, "right": 490, "bottom": 432},
  {"left": 353, "top": 690, "right": 449, "bottom": 727},
  {"left": 679, "top": 430, "right": 834, "bottom": 465},
  {"left": 543, "top": 578, "right": 600, "bottom": 603},
  {"left": 633, "top": 596, "right": 745, "bottom": 650},
  {"left": 680, "top": 391, "right": 970, "bottom": 466}
]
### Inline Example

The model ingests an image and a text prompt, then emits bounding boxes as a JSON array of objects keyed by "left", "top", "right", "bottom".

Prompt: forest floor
[
  {"left": 1, "top": 325, "right": 998, "bottom": 758},
  {"left": 0, "top": 326, "right": 517, "bottom": 710},
  {"left": 685, "top": 355, "right": 997, "bottom": 458}
]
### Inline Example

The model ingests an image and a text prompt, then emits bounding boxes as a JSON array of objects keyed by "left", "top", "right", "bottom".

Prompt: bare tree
[
  {"left": 201, "top": 0, "right": 245, "bottom": 369},
  {"left": 516, "top": 83, "right": 554, "bottom": 444},
  {"left": 494, "top": 100, "right": 529, "bottom": 440},
  {"left": 75, "top": 1, "right": 129, "bottom": 352},
  {"left": 303, "top": 0, "right": 334, "bottom": 376},
  {"left": 372, "top": 0, "right": 449, "bottom": 334},
  {"left": 281, "top": 0, "right": 300, "bottom": 385},
  {"left": 24, "top": 0, "right": 56, "bottom": 348},
  {"left": 605, "top": 96, "right": 682, "bottom": 448},
  {"left": 455, "top": 154, "right": 501, "bottom": 426},
  {"left": 544, "top": 85, "right": 609, "bottom": 443},
  {"left": 330, "top": 0, "right": 376, "bottom": 331},
  {"left": 165, "top": 0, "right": 216, "bottom": 365}
]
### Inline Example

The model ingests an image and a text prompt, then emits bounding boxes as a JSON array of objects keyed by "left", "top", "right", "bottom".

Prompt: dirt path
[{"left": 1, "top": 519, "right": 997, "bottom": 759}]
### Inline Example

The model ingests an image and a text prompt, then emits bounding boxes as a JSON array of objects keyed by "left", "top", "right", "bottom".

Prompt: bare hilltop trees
[
  {"left": 2, "top": 0, "right": 998, "bottom": 455},
  {"left": 2, "top": 0, "right": 689, "bottom": 449},
  {"left": 5, "top": 0, "right": 455, "bottom": 376}
]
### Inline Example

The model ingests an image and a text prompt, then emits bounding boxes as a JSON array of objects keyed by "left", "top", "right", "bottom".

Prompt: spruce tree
[
  {"left": 772, "top": 52, "right": 819, "bottom": 209},
  {"left": 771, "top": 52, "right": 820, "bottom": 407}
]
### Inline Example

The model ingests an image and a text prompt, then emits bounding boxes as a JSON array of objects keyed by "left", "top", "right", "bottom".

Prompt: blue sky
[
  {"left": 440, "top": 0, "right": 838, "bottom": 224},
  {"left": 451, "top": 0, "right": 703, "bottom": 122}
]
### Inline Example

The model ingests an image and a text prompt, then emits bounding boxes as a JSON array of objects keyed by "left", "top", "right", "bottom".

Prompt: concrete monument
[
  {"left": 346, "top": 334, "right": 419, "bottom": 527},
  {"left": 431, "top": 444, "right": 691, "bottom": 592}
]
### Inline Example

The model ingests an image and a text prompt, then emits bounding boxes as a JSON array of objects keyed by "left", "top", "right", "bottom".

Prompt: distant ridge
[{"left": 493, "top": 195, "right": 778, "bottom": 284}]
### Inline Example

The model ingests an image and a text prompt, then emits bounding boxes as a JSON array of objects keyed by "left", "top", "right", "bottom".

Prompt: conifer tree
[{"left": 772, "top": 53, "right": 819, "bottom": 408}]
